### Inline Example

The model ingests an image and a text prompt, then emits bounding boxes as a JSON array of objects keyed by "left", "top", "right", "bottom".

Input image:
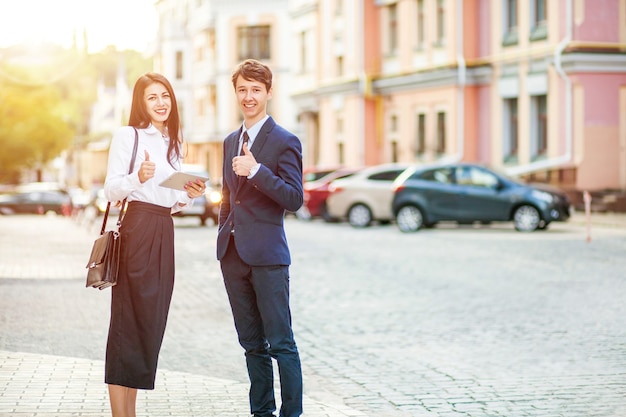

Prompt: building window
[
  {"left": 531, "top": 95, "right": 547, "bottom": 158},
  {"left": 338, "top": 142, "right": 345, "bottom": 165},
  {"left": 387, "top": 3, "right": 398, "bottom": 54},
  {"left": 530, "top": 0, "right": 548, "bottom": 41},
  {"left": 436, "top": 112, "right": 446, "bottom": 154},
  {"left": 534, "top": 0, "right": 546, "bottom": 24},
  {"left": 503, "top": 0, "right": 518, "bottom": 46},
  {"left": 209, "top": 84, "right": 216, "bottom": 112},
  {"left": 175, "top": 50, "right": 183, "bottom": 79},
  {"left": 391, "top": 141, "right": 398, "bottom": 162},
  {"left": 336, "top": 115, "right": 344, "bottom": 134},
  {"left": 195, "top": 96, "right": 205, "bottom": 117},
  {"left": 436, "top": 0, "right": 445, "bottom": 46},
  {"left": 416, "top": 113, "right": 426, "bottom": 155},
  {"left": 208, "top": 29, "right": 215, "bottom": 49},
  {"left": 335, "top": 0, "right": 343, "bottom": 16},
  {"left": 300, "top": 31, "right": 307, "bottom": 73},
  {"left": 336, "top": 55, "right": 344, "bottom": 77},
  {"left": 237, "top": 25, "right": 271, "bottom": 60},
  {"left": 503, "top": 98, "right": 518, "bottom": 162},
  {"left": 416, "top": 0, "right": 425, "bottom": 49}
]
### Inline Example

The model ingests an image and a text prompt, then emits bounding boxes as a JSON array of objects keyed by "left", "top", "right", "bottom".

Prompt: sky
[{"left": 0, "top": 0, "right": 158, "bottom": 53}]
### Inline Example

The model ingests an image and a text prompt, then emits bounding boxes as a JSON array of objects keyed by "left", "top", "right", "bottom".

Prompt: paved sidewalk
[
  {"left": 1, "top": 211, "right": 625, "bottom": 417},
  {"left": 0, "top": 215, "right": 365, "bottom": 417},
  {"left": 0, "top": 351, "right": 359, "bottom": 417}
]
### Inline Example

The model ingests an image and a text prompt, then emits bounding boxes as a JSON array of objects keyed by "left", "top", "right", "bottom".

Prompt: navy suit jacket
[{"left": 216, "top": 117, "right": 303, "bottom": 266}]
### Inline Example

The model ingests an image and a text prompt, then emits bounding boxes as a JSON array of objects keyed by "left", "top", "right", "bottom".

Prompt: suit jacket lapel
[
  {"left": 226, "top": 130, "right": 241, "bottom": 192},
  {"left": 232, "top": 127, "right": 243, "bottom": 158},
  {"left": 249, "top": 117, "right": 275, "bottom": 157}
]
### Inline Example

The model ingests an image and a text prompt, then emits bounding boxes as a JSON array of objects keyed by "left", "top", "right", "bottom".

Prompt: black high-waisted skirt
[{"left": 105, "top": 201, "right": 174, "bottom": 390}]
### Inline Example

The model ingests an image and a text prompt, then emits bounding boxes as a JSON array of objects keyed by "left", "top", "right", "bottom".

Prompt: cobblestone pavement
[{"left": 0, "top": 211, "right": 625, "bottom": 417}]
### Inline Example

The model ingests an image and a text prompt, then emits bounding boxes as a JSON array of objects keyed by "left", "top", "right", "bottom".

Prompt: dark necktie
[
  {"left": 238, "top": 132, "right": 249, "bottom": 186},
  {"left": 240, "top": 131, "right": 249, "bottom": 156}
]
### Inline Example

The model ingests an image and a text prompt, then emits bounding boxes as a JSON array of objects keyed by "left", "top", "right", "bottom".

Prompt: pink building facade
[{"left": 290, "top": 0, "right": 626, "bottom": 206}]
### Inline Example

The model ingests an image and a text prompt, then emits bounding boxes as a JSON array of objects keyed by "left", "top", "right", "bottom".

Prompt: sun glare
[{"left": 0, "top": 0, "right": 157, "bottom": 53}]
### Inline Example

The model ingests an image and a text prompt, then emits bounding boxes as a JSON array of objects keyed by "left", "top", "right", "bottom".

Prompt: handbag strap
[{"left": 100, "top": 128, "right": 139, "bottom": 235}]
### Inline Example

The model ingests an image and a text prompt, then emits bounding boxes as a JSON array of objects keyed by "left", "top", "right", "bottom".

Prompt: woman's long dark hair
[{"left": 128, "top": 72, "right": 183, "bottom": 167}]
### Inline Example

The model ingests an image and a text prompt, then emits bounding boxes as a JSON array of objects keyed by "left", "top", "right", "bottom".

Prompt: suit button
[{"left": 235, "top": 200, "right": 240, "bottom": 204}]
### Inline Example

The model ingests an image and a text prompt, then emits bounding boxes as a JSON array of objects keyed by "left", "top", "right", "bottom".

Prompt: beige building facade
[{"left": 154, "top": 0, "right": 296, "bottom": 185}]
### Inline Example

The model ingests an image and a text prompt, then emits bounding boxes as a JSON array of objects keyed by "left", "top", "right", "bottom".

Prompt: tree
[
  {"left": 0, "top": 42, "right": 152, "bottom": 184},
  {"left": 0, "top": 79, "right": 73, "bottom": 183}
]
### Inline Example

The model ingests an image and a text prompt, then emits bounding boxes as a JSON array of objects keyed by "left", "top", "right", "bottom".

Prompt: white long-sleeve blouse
[{"left": 104, "top": 124, "right": 192, "bottom": 213}]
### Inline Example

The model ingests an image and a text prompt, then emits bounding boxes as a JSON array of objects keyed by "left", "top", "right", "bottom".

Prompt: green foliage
[
  {"left": 0, "top": 79, "right": 73, "bottom": 182},
  {"left": 0, "top": 44, "right": 152, "bottom": 183}
]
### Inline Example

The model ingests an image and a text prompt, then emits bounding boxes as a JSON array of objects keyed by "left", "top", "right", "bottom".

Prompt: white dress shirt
[{"left": 104, "top": 124, "right": 192, "bottom": 212}]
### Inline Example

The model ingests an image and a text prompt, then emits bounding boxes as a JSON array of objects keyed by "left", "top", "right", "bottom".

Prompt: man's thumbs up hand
[
  {"left": 232, "top": 142, "right": 257, "bottom": 178},
  {"left": 139, "top": 150, "right": 156, "bottom": 183}
]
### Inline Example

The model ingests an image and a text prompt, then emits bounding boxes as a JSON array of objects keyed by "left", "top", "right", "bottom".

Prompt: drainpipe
[
  {"left": 442, "top": 0, "right": 466, "bottom": 164},
  {"left": 506, "top": 0, "right": 573, "bottom": 176}
]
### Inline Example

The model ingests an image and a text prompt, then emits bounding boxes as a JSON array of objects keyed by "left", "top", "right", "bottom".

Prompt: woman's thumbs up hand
[{"left": 139, "top": 150, "right": 156, "bottom": 183}]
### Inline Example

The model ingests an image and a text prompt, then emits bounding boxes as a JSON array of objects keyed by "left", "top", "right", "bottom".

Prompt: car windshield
[
  {"left": 304, "top": 169, "right": 336, "bottom": 182},
  {"left": 487, "top": 165, "right": 527, "bottom": 185}
]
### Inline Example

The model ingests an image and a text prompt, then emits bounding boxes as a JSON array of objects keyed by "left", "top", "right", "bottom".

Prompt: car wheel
[
  {"left": 396, "top": 205, "right": 423, "bottom": 233},
  {"left": 348, "top": 204, "right": 372, "bottom": 228},
  {"left": 537, "top": 221, "right": 549, "bottom": 231},
  {"left": 513, "top": 205, "right": 541, "bottom": 232},
  {"left": 321, "top": 203, "right": 337, "bottom": 223}
]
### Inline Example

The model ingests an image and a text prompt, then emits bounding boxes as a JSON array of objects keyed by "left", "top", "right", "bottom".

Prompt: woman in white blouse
[{"left": 103, "top": 72, "right": 205, "bottom": 417}]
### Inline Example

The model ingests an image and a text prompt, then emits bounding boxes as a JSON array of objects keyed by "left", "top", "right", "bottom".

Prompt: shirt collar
[
  {"left": 241, "top": 115, "right": 269, "bottom": 144},
  {"left": 145, "top": 124, "right": 168, "bottom": 139}
]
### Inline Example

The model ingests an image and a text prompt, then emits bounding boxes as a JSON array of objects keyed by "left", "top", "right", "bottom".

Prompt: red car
[
  {"left": 302, "top": 167, "right": 362, "bottom": 221},
  {"left": 303, "top": 167, "right": 340, "bottom": 183}
]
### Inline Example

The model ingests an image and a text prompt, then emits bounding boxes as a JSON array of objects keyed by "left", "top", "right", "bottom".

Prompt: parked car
[
  {"left": 0, "top": 189, "right": 72, "bottom": 216},
  {"left": 288, "top": 166, "right": 346, "bottom": 220},
  {"left": 391, "top": 162, "right": 572, "bottom": 232},
  {"left": 173, "top": 185, "right": 221, "bottom": 226},
  {"left": 172, "top": 164, "right": 221, "bottom": 226},
  {"left": 68, "top": 187, "right": 93, "bottom": 214},
  {"left": 93, "top": 187, "right": 120, "bottom": 216},
  {"left": 326, "top": 163, "right": 410, "bottom": 227},
  {"left": 302, "top": 167, "right": 362, "bottom": 221},
  {"left": 303, "top": 166, "right": 343, "bottom": 183}
]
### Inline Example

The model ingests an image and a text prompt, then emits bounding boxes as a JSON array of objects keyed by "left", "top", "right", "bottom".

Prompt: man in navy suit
[{"left": 217, "top": 59, "right": 304, "bottom": 417}]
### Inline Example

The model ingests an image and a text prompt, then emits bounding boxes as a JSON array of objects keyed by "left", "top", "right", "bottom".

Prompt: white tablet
[{"left": 159, "top": 172, "right": 209, "bottom": 191}]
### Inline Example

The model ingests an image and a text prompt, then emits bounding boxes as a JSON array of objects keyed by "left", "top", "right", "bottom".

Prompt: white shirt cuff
[{"left": 248, "top": 163, "right": 261, "bottom": 178}]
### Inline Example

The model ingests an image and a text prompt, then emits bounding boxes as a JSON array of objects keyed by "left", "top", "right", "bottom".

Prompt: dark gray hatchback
[{"left": 391, "top": 163, "right": 572, "bottom": 232}]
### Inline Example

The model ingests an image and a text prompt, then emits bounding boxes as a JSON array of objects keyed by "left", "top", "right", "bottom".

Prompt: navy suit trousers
[{"left": 220, "top": 236, "right": 303, "bottom": 417}]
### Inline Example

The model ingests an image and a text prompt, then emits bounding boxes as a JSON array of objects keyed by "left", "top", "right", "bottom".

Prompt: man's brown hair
[{"left": 231, "top": 59, "right": 273, "bottom": 92}]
